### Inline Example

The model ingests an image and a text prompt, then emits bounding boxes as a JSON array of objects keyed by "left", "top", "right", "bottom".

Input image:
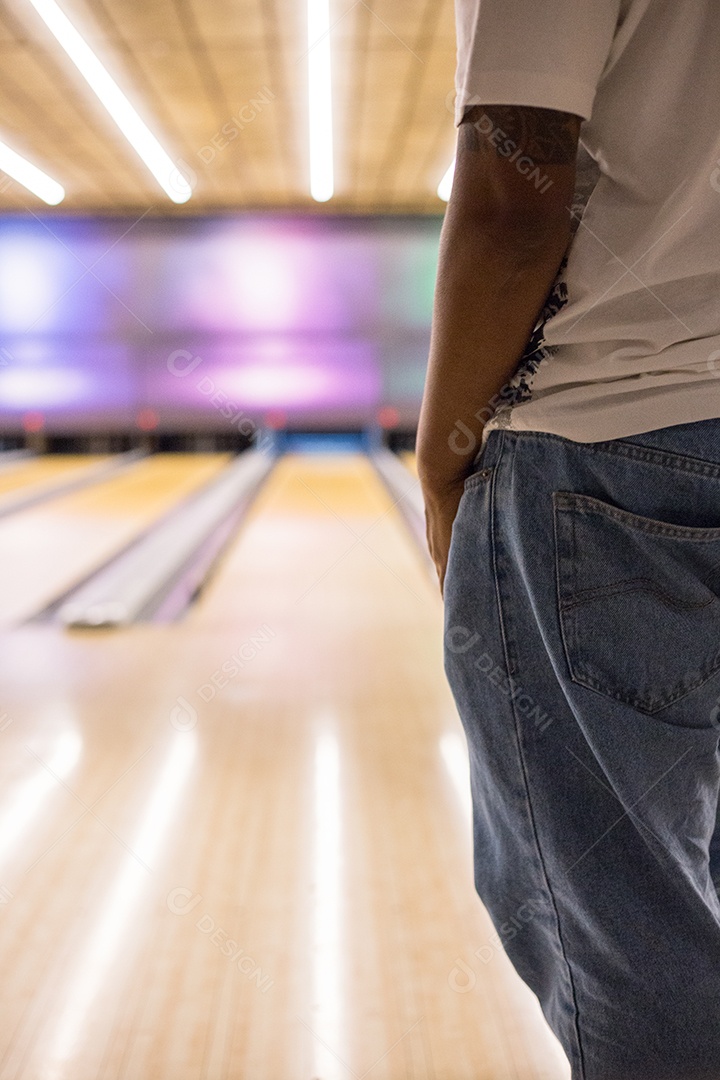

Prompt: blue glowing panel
[{"left": 0, "top": 339, "right": 136, "bottom": 428}]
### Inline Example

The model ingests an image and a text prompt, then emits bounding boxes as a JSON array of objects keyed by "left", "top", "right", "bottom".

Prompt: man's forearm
[{"left": 416, "top": 204, "right": 572, "bottom": 495}]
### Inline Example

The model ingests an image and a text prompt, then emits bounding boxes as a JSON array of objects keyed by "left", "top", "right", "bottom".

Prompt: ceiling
[{"left": 0, "top": 0, "right": 457, "bottom": 214}]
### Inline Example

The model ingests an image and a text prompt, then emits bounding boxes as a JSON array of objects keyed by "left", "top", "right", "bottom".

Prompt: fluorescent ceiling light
[
  {"left": 437, "top": 158, "right": 455, "bottom": 202},
  {"left": 0, "top": 138, "right": 65, "bottom": 204},
  {"left": 307, "top": 0, "right": 333, "bottom": 202},
  {"left": 24, "top": 0, "right": 192, "bottom": 204}
]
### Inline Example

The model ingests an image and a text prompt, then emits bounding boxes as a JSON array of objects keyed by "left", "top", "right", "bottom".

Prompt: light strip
[
  {"left": 24, "top": 0, "right": 192, "bottom": 204},
  {"left": 0, "top": 139, "right": 65, "bottom": 204},
  {"left": 440, "top": 731, "right": 472, "bottom": 821},
  {"left": 312, "top": 729, "right": 342, "bottom": 1075},
  {"left": 44, "top": 731, "right": 197, "bottom": 1072},
  {"left": 307, "top": 0, "right": 334, "bottom": 202},
  {"left": 0, "top": 730, "right": 80, "bottom": 867},
  {"left": 437, "top": 158, "right": 455, "bottom": 202}
]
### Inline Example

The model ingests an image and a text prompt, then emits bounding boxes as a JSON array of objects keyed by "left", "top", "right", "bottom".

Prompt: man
[{"left": 417, "top": 2, "right": 720, "bottom": 1077}]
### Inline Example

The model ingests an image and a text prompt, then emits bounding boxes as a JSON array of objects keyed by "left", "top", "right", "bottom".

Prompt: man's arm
[{"left": 417, "top": 104, "right": 581, "bottom": 590}]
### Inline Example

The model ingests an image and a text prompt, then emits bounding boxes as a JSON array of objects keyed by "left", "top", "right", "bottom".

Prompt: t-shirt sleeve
[{"left": 454, "top": 0, "right": 623, "bottom": 125}]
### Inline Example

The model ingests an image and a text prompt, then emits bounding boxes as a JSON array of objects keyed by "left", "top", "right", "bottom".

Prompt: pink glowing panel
[
  {"left": 226, "top": 355, "right": 378, "bottom": 410},
  {"left": 228, "top": 365, "right": 334, "bottom": 408},
  {"left": 170, "top": 221, "right": 378, "bottom": 334},
  {"left": 142, "top": 339, "right": 380, "bottom": 415}
]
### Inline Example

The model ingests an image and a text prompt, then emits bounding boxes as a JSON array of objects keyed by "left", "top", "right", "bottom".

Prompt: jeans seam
[
  {"left": 492, "top": 432, "right": 587, "bottom": 1078},
  {"left": 507, "top": 429, "right": 720, "bottom": 480},
  {"left": 597, "top": 439, "right": 720, "bottom": 476},
  {"left": 463, "top": 468, "right": 493, "bottom": 493}
]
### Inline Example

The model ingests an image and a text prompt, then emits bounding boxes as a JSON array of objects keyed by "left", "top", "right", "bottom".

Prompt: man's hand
[{"left": 422, "top": 477, "right": 466, "bottom": 594}]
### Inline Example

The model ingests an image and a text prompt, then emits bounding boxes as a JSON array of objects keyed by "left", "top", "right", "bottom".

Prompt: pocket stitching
[
  {"left": 553, "top": 491, "right": 720, "bottom": 717},
  {"left": 564, "top": 664, "right": 720, "bottom": 716},
  {"left": 560, "top": 576, "right": 717, "bottom": 614},
  {"left": 554, "top": 490, "right": 720, "bottom": 541}
]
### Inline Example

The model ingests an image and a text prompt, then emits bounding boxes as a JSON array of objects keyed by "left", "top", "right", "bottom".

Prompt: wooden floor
[
  {"left": 0, "top": 455, "right": 109, "bottom": 506},
  {"left": 0, "top": 454, "right": 229, "bottom": 628},
  {"left": 0, "top": 453, "right": 570, "bottom": 1080}
]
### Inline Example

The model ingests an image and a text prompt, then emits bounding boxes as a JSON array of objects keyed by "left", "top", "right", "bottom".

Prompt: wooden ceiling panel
[
  {"left": 0, "top": 48, "right": 149, "bottom": 196},
  {"left": 186, "top": 0, "right": 268, "bottom": 42},
  {"left": 0, "top": 12, "right": 23, "bottom": 44},
  {"left": 205, "top": 52, "right": 278, "bottom": 118},
  {"left": 0, "top": 0, "right": 455, "bottom": 212},
  {"left": 82, "top": 0, "right": 188, "bottom": 49}
]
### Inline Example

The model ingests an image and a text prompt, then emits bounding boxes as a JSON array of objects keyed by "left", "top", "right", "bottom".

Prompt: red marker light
[
  {"left": 263, "top": 409, "right": 287, "bottom": 430},
  {"left": 136, "top": 407, "right": 159, "bottom": 431},
  {"left": 22, "top": 411, "right": 45, "bottom": 433},
  {"left": 377, "top": 406, "right": 399, "bottom": 429}
]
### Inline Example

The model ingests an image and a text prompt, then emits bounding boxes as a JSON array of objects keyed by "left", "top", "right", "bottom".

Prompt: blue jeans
[{"left": 443, "top": 419, "right": 720, "bottom": 1080}]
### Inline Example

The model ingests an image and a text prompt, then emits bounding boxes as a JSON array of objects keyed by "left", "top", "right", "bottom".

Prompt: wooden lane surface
[
  {"left": 0, "top": 453, "right": 570, "bottom": 1080},
  {"left": 400, "top": 450, "right": 418, "bottom": 476},
  {"left": 0, "top": 455, "right": 110, "bottom": 504},
  {"left": 0, "top": 454, "right": 229, "bottom": 628}
]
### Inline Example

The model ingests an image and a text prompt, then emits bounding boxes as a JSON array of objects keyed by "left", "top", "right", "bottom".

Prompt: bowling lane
[
  {"left": 183, "top": 452, "right": 569, "bottom": 1075},
  {"left": 0, "top": 454, "right": 110, "bottom": 506},
  {"left": 0, "top": 452, "right": 569, "bottom": 1080},
  {"left": 0, "top": 453, "right": 229, "bottom": 627}
]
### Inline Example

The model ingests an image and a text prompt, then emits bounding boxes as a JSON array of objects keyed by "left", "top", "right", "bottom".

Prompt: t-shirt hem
[
  {"left": 482, "top": 396, "right": 720, "bottom": 447},
  {"left": 454, "top": 70, "right": 596, "bottom": 125}
]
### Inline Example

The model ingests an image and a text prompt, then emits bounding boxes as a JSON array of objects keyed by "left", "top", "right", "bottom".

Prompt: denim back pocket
[{"left": 553, "top": 491, "right": 720, "bottom": 716}]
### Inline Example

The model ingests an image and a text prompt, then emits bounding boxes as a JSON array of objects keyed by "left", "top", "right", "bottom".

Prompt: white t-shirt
[{"left": 454, "top": 0, "right": 720, "bottom": 444}]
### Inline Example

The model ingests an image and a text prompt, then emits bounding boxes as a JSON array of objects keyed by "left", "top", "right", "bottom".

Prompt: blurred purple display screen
[{"left": 0, "top": 215, "right": 441, "bottom": 431}]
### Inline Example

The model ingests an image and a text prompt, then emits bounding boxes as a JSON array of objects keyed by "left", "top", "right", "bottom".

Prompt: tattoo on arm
[{"left": 459, "top": 104, "right": 580, "bottom": 165}]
